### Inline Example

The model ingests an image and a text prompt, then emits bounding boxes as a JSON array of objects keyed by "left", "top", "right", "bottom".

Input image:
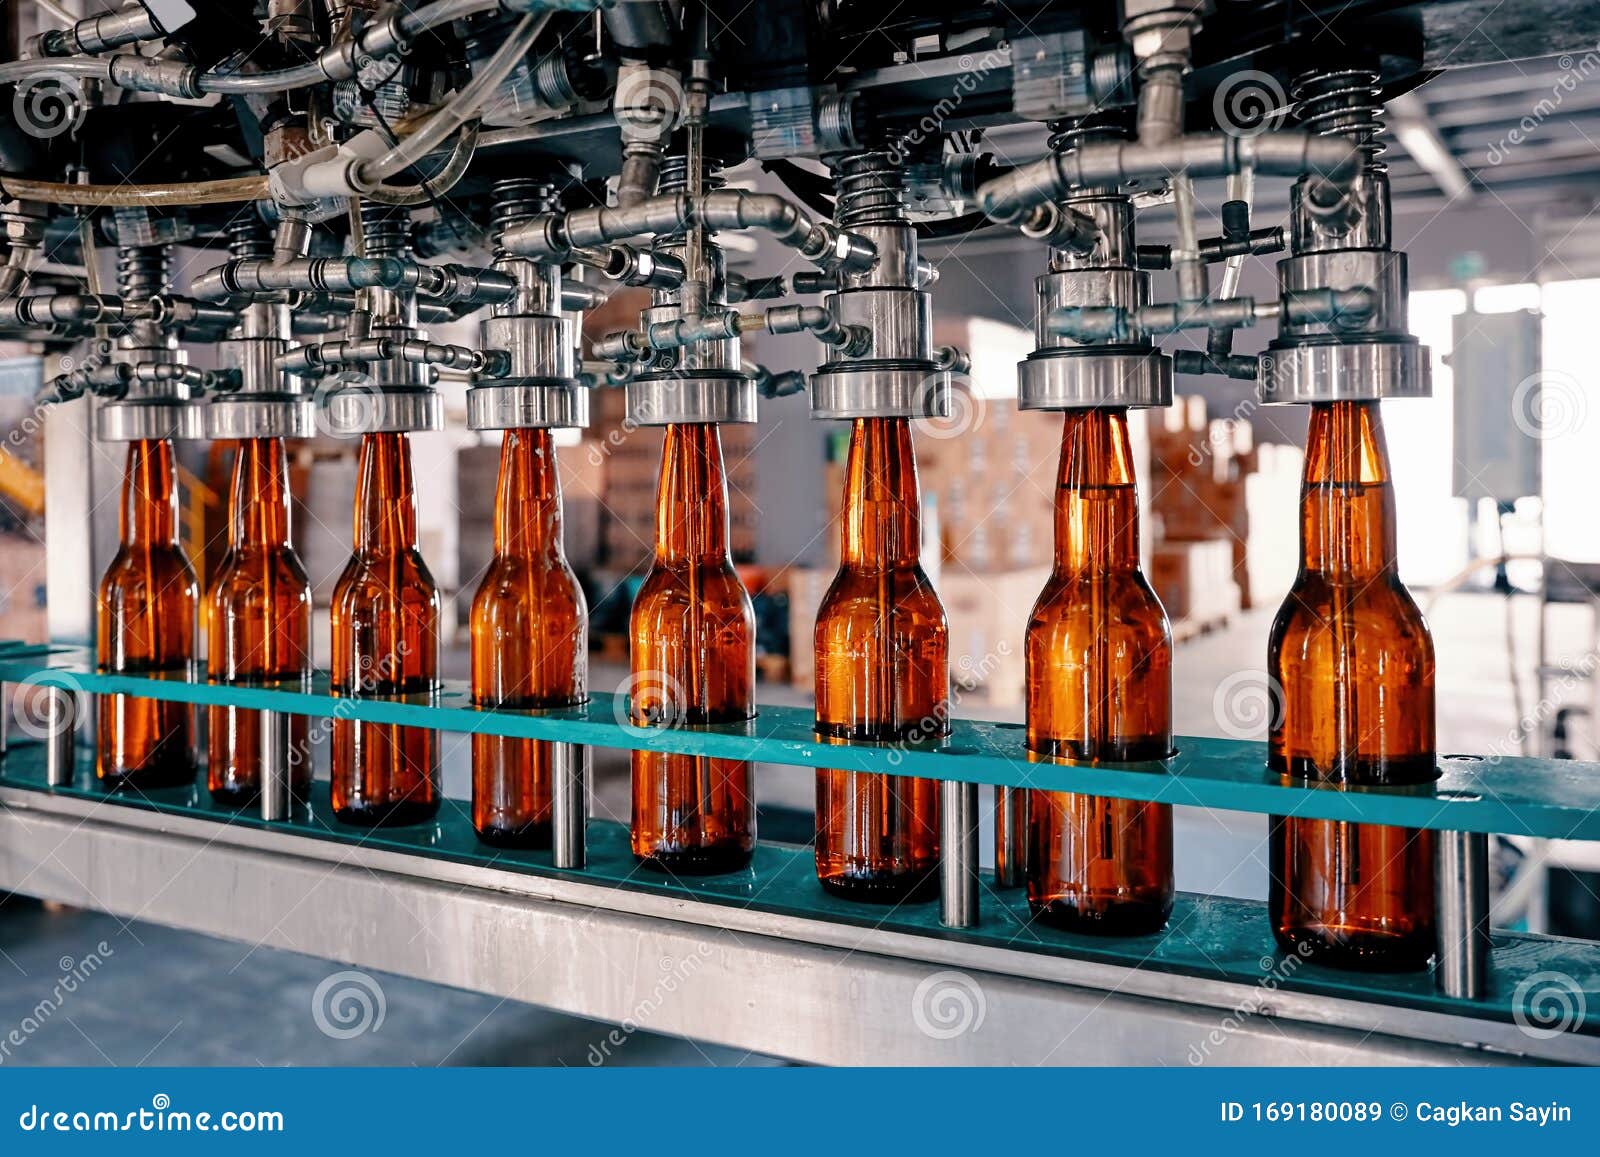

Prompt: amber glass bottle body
[
  {"left": 629, "top": 423, "right": 756, "bottom": 873},
  {"left": 1025, "top": 409, "right": 1173, "bottom": 934},
  {"left": 470, "top": 428, "right": 588, "bottom": 847},
  {"left": 206, "top": 438, "right": 313, "bottom": 805},
  {"left": 1268, "top": 400, "right": 1437, "bottom": 971},
  {"left": 814, "top": 418, "right": 948, "bottom": 903},
  {"left": 96, "top": 437, "right": 198, "bottom": 788},
  {"left": 330, "top": 431, "right": 441, "bottom": 826}
]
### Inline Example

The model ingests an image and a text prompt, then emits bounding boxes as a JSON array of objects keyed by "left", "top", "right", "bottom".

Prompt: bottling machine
[{"left": 0, "top": 0, "right": 1597, "bottom": 1065}]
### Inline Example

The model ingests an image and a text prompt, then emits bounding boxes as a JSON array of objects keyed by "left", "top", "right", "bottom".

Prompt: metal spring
[
  {"left": 1291, "top": 68, "right": 1387, "bottom": 169},
  {"left": 1045, "top": 112, "right": 1129, "bottom": 156},
  {"left": 489, "top": 178, "right": 560, "bottom": 249},
  {"left": 358, "top": 202, "right": 412, "bottom": 259},
  {"left": 814, "top": 92, "right": 859, "bottom": 154},
  {"left": 225, "top": 215, "right": 272, "bottom": 262},
  {"left": 116, "top": 243, "right": 170, "bottom": 299},
  {"left": 832, "top": 151, "right": 904, "bottom": 228},
  {"left": 656, "top": 153, "right": 724, "bottom": 196},
  {"left": 531, "top": 52, "right": 578, "bottom": 108},
  {"left": 656, "top": 154, "right": 724, "bottom": 248}
]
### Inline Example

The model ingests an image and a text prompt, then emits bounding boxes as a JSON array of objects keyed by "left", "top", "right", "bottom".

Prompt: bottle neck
[
  {"left": 120, "top": 437, "right": 181, "bottom": 549},
  {"left": 1052, "top": 408, "right": 1141, "bottom": 576},
  {"left": 655, "top": 423, "right": 732, "bottom": 566},
  {"left": 1299, "top": 400, "right": 1399, "bottom": 580},
  {"left": 839, "top": 417, "right": 922, "bottom": 570},
  {"left": 494, "top": 427, "right": 564, "bottom": 559},
  {"left": 229, "top": 437, "right": 293, "bottom": 550},
  {"left": 352, "top": 431, "right": 419, "bottom": 555}
]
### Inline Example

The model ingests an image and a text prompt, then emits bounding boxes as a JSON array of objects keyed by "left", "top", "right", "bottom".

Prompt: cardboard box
[{"left": 1151, "top": 539, "right": 1241, "bottom": 626}]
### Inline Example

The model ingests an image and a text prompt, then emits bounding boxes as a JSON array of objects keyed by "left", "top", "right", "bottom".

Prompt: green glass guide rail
[
  {"left": 3, "top": 642, "right": 1599, "bottom": 839},
  {"left": 0, "top": 741, "right": 1595, "bottom": 1038}
]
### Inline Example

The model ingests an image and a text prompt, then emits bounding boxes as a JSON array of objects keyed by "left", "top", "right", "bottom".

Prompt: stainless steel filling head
[
  {"left": 318, "top": 385, "right": 443, "bottom": 436},
  {"left": 466, "top": 381, "right": 590, "bottom": 431},
  {"left": 95, "top": 398, "right": 203, "bottom": 442},
  {"left": 1018, "top": 346, "right": 1172, "bottom": 411},
  {"left": 809, "top": 363, "right": 951, "bottom": 421},
  {"left": 625, "top": 372, "right": 757, "bottom": 426},
  {"left": 201, "top": 395, "right": 318, "bottom": 440},
  {"left": 1259, "top": 336, "right": 1430, "bottom": 404}
]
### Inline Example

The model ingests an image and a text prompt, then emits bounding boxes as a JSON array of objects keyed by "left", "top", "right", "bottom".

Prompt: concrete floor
[{"left": 1, "top": 590, "right": 1591, "bottom": 1066}]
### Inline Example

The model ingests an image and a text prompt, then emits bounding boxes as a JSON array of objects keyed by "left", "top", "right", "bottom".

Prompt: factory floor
[{"left": 1, "top": 590, "right": 1591, "bottom": 1066}]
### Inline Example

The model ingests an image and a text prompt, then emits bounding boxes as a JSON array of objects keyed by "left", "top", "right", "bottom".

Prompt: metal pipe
[
  {"left": 259, "top": 711, "right": 292, "bottom": 822},
  {"left": 43, "top": 685, "right": 76, "bottom": 787},
  {"left": 279, "top": 336, "right": 509, "bottom": 376},
  {"left": 940, "top": 779, "right": 980, "bottom": 928},
  {"left": 551, "top": 743, "right": 588, "bottom": 869},
  {"left": 763, "top": 304, "right": 868, "bottom": 352},
  {"left": 975, "top": 132, "right": 1362, "bottom": 228},
  {"left": 994, "top": 786, "right": 1027, "bottom": 888},
  {"left": 501, "top": 191, "right": 876, "bottom": 272},
  {"left": 194, "top": 257, "right": 511, "bottom": 305},
  {"left": 1435, "top": 830, "right": 1492, "bottom": 999},
  {"left": 561, "top": 283, "right": 608, "bottom": 311},
  {"left": 194, "top": 0, "right": 543, "bottom": 96},
  {"left": 42, "top": 1, "right": 194, "bottom": 55},
  {"left": 1170, "top": 174, "right": 1206, "bottom": 303}
]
